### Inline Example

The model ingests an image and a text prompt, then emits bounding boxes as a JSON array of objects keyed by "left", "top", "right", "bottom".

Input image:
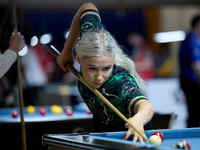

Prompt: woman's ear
[{"left": 76, "top": 54, "right": 81, "bottom": 64}]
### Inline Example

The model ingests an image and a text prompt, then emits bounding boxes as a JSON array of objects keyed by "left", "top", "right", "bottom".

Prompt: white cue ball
[{"left": 149, "top": 135, "right": 162, "bottom": 148}]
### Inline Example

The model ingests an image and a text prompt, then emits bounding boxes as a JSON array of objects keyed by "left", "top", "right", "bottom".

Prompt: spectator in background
[
  {"left": 179, "top": 14, "right": 200, "bottom": 128},
  {"left": 0, "top": 28, "right": 25, "bottom": 78},
  {"left": 127, "top": 32, "right": 155, "bottom": 80},
  {"left": 21, "top": 41, "right": 55, "bottom": 106},
  {"left": 0, "top": 28, "right": 25, "bottom": 107}
]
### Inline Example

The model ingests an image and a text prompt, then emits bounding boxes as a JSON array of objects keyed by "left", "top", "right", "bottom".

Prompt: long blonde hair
[{"left": 75, "top": 29, "right": 146, "bottom": 94}]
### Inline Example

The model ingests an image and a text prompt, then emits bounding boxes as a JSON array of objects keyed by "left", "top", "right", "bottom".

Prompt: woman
[{"left": 57, "top": 3, "right": 154, "bottom": 143}]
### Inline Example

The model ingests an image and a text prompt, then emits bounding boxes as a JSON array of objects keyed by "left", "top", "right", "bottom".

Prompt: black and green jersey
[
  {"left": 80, "top": 9, "right": 102, "bottom": 37},
  {"left": 78, "top": 65, "right": 147, "bottom": 129}
]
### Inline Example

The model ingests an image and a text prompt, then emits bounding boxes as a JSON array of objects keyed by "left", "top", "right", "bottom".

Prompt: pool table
[
  {"left": 41, "top": 128, "right": 200, "bottom": 150},
  {"left": 0, "top": 103, "right": 92, "bottom": 123},
  {"left": 0, "top": 103, "right": 93, "bottom": 150}
]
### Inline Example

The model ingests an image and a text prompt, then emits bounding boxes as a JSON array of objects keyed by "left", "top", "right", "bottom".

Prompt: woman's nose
[{"left": 95, "top": 71, "right": 102, "bottom": 81}]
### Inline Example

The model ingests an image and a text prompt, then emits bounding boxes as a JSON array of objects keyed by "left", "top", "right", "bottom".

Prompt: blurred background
[{"left": 1, "top": 0, "right": 200, "bottom": 130}]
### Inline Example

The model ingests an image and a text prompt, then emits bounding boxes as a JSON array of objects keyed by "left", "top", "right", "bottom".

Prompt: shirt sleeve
[
  {"left": 104, "top": 74, "right": 147, "bottom": 118},
  {"left": 0, "top": 49, "right": 17, "bottom": 78},
  {"left": 119, "top": 80, "right": 147, "bottom": 118},
  {"left": 79, "top": 9, "right": 102, "bottom": 37}
]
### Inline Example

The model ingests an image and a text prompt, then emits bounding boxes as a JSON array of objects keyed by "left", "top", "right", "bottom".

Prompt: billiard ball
[
  {"left": 39, "top": 107, "right": 47, "bottom": 115},
  {"left": 149, "top": 135, "right": 162, "bottom": 148},
  {"left": 151, "top": 132, "right": 164, "bottom": 142},
  {"left": 51, "top": 105, "right": 63, "bottom": 114},
  {"left": 27, "top": 105, "right": 36, "bottom": 114},
  {"left": 85, "top": 109, "right": 92, "bottom": 114},
  {"left": 173, "top": 140, "right": 191, "bottom": 150},
  {"left": 11, "top": 110, "right": 18, "bottom": 118},
  {"left": 149, "top": 132, "right": 164, "bottom": 148},
  {"left": 66, "top": 110, "right": 73, "bottom": 116},
  {"left": 65, "top": 106, "right": 73, "bottom": 116}
]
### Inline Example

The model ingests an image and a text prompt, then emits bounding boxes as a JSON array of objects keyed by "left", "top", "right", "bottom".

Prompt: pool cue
[
  {"left": 13, "top": 0, "right": 27, "bottom": 150},
  {"left": 48, "top": 45, "right": 149, "bottom": 142}
]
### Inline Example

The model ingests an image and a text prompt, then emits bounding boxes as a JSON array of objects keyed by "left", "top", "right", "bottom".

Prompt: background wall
[{"left": 159, "top": 5, "right": 200, "bottom": 76}]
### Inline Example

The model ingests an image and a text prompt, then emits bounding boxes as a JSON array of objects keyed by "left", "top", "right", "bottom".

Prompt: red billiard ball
[
  {"left": 151, "top": 132, "right": 164, "bottom": 142},
  {"left": 65, "top": 106, "right": 73, "bottom": 116},
  {"left": 66, "top": 109, "right": 73, "bottom": 116},
  {"left": 11, "top": 110, "right": 18, "bottom": 118},
  {"left": 85, "top": 109, "right": 92, "bottom": 114},
  {"left": 39, "top": 107, "right": 47, "bottom": 115},
  {"left": 173, "top": 140, "right": 191, "bottom": 150}
]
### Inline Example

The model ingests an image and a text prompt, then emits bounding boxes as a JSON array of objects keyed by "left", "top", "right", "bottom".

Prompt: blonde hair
[{"left": 75, "top": 29, "right": 146, "bottom": 94}]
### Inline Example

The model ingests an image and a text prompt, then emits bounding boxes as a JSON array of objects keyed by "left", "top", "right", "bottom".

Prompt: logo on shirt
[
  {"left": 122, "top": 84, "right": 136, "bottom": 97},
  {"left": 82, "top": 22, "right": 94, "bottom": 31}
]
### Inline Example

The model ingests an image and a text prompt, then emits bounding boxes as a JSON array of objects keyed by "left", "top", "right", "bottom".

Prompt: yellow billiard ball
[
  {"left": 51, "top": 105, "right": 63, "bottom": 114},
  {"left": 27, "top": 105, "right": 36, "bottom": 114}
]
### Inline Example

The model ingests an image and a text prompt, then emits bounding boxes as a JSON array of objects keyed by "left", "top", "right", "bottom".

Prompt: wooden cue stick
[
  {"left": 49, "top": 45, "right": 148, "bottom": 141},
  {"left": 13, "top": 0, "right": 27, "bottom": 150}
]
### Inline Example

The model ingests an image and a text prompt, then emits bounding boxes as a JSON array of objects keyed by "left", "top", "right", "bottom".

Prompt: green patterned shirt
[
  {"left": 80, "top": 9, "right": 102, "bottom": 37},
  {"left": 78, "top": 65, "right": 147, "bottom": 127}
]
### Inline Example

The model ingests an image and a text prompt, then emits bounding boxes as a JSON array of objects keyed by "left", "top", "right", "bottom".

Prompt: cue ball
[
  {"left": 11, "top": 110, "right": 18, "bottom": 118},
  {"left": 149, "top": 135, "right": 162, "bottom": 148},
  {"left": 173, "top": 140, "right": 191, "bottom": 150},
  {"left": 39, "top": 107, "right": 47, "bottom": 115},
  {"left": 151, "top": 132, "right": 164, "bottom": 142}
]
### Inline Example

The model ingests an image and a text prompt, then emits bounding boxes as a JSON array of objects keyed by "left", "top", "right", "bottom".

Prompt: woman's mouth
[{"left": 93, "top": 82, "right": 102, "bottom": 85}]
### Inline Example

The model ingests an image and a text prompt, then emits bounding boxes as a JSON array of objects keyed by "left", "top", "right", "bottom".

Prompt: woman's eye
[
  {"left": 103, "top": 67, "right": 111, "bottom": 71},
  {"left": 89, "top": 68, "right": 96, "bottom": 71}
]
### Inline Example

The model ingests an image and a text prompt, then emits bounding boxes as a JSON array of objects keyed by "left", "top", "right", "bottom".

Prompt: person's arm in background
[
  {"left": 192, "top": 61, "right": 200, "bottom": 83},
  {"left": 57, "top": 3, "right": 98, "bottom": 71},
  {"left": 0, "top": 28, "right": 25, "bottom": 78},
  {"left": 191, "top": 18, "right": 200, "bottom": 84},
  {"left": 191, "top": 38, "right": 200, "bottom": 84}
]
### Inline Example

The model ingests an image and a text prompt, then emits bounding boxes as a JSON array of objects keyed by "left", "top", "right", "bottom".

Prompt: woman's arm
[
  {"left": 133, "top": 100, "right": 154, "bottom": 126},
  {"left": 123, "top": 99, "right": 154, "bottom": 143},
  {"left": 57, "top": 3, "right": 98, "bottom": 71}
]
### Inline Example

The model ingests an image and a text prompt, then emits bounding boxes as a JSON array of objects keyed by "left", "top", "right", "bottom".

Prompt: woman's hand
[
  {"left": 123, "top": 100, "right": 154, "bottom": 143},
  {"left": 122, "top": 114, "right": 148, "bottom": 143}
]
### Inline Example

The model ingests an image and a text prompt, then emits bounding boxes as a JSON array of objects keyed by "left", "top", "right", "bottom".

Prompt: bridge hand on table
[{"left": 122, "top": 116, "right": 147, "bottom": 144}]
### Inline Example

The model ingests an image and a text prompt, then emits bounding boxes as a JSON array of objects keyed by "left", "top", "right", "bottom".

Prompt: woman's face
[{"left": 76, "top": 54, "right": 114, "bottom": 89}]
